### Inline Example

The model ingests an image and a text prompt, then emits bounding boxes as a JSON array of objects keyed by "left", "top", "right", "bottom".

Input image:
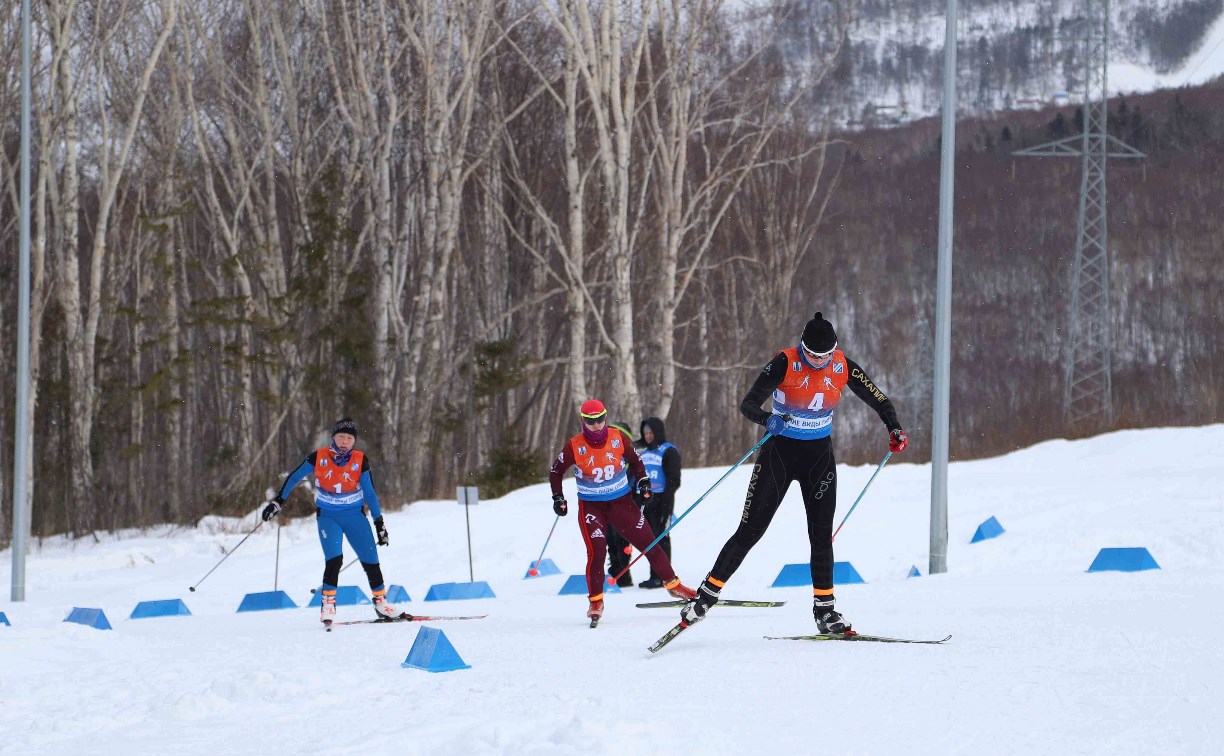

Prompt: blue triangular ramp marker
[
  {"left": 64, "top": 607, "right": 112, "bottom": 630},
  {"left": 907, "top": 565, "right": 922, "bottom": 578},
  {"left": 130, "top": 598, "right": 192, "bottom": 619},
  {"left": 237, "top": 590, "right": 298, "bottom": 613},
  {"left": 523, "top": 558, "right": 561, "bottom": 579},
  {"left": 307, "top": 585, "right": 372, "bottom": 607},
  {"left": 424, "top": 581, "right": 497, "bottom": 601},
  {"left": 1087, "top": 547, "right": 1160, "bottom": 573},
  {"left": 557, "top": 574, "right": 621, "bottom": 595},
  {"left": 0, "top": 612, "right": 10, "bottom": 627},
  {"left": 401, "top": 626, "right": 471, "bottom": 673},
  {"left": 385, "top": 584, "right": 411, "bottom": 603},
  {"left": 970, "top": 516, "right": 1005, "bottom": 543},
  {"left": 772, "top": 562, "right": 864, "bottom": 587},
  {"left": 832, "top": 561, "right": 865, "bottom": 585},
  {"left": 770, "top": 563, "right": 809, "bottom": 588}
]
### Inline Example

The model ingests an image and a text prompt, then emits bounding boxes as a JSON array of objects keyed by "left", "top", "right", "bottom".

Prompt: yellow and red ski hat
[{"left": 579, "top": 399, "right": 608, "bottom": 421}]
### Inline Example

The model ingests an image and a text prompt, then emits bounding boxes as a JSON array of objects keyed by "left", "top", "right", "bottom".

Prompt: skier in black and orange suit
[
  {"left": 549, "top": 399, "right": 696, "bottom": 623},
  {"left": 680, "top": 312, "right": 908, "bottom": 634}
]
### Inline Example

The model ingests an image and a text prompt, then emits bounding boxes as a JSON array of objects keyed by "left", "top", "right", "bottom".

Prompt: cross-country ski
[
  {"left": 635, "top": 599, "right": 785, "bottom": 609},
  {"left": 327, "top": 612, "right": 489, "bottom": 628},
  {"left": 765, "top": 632, "right": 952, "bottom": 645}
]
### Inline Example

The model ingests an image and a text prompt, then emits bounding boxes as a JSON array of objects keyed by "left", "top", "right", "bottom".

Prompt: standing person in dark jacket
[
  {"left": 549, "top": 399, "right": 697, "bottom": 624},
  {"left": 261, "top": 417, "right": 400, "bottom": 627},
  {"left": 636, "top": 417, "right": 681, "bottom": 589},
  {"left": 605, "top": 420, "right": 637, "bottom": 587},
  {"left": 680, "top": 312, "right": 908, "bottom": 634}
]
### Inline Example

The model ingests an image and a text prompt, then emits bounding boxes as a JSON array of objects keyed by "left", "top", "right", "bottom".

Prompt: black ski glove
[
  {"left": 261, "top": 497, "right": 283, "bottom": 522},
  {"left": 374, "top": 517, "right": 389, "bottom": 546},
  {"left": 635, "top": 477, "right": 653, "bottom": 499},
  {"left": 552, "top": 493, "right": 568, "bottom": 516}
]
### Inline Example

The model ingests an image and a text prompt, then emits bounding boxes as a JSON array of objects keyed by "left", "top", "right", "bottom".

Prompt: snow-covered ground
[{"left": 2, "top": 425, "right": 1222, "bottom": 755}]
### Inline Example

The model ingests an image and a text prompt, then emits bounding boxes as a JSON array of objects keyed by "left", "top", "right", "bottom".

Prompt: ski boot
[
  {"left": 679, "top": 577, "right": 721, "bottom": 624},
  {"left": 814, "top": 593, "right": 852, "bottom": 634},
  {"left": 319, "top": 589, "right": 337, "bottom": 626},
  {"left": 372, "top": 589, "right": 400, "bottom": 620},
  {"left": 587, "top": 597, "right": 604, "bottom": 628},
  {"left": 664, "top": 577, "right": 696, "bottom": 600}
]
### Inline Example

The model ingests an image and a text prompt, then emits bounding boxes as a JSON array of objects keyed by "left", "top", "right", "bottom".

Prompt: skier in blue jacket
[{"left": 262, "top": 417, "right": 400, "bottom": 626}]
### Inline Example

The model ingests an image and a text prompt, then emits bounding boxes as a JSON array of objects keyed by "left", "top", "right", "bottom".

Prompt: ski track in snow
[{"left": 3, "top": 425, "right": 1224, "bottom": 755}]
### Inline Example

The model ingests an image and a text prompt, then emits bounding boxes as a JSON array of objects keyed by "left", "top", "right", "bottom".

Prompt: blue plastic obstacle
[
  {"left": 130, "top": 598, "right": 192, "bottom": 620},
  {"left": 1087, "top": 547, "right": 1160, "bottom": 573},
  {"left": 307, "top": 585, "right": 372, "bottom": 607},
  {"left": 236, "top": 590, "right": 298, "bottom": 613},
  {"left": 771, "top": 561, "right": 865, "bottom": 587},
  {"left": 424, "top": 581, "right": 496, "bottom": 601},
  {"left": 523, "top": 558, "right": 562, "bottom": 579},
  {"left": 0, "top": 611, "right": 10, "bottom": 627},
  {"left": 385, "top": 584, "right": 411, "bottom": 603},
  {"left": 64, "top": 607, "right": 112, "bottom": 630},
  {"left": 970, "top": 516, "right": 1006, "bottom": 543},
  {"left": 557, "top": 574, "right": 621, "bottom": 595},
  {"left": 401, "top": 626, "right": 470, "bottom": 673},
  {"left": 907, "top": 565, "right": 922, "bottom": 578}
]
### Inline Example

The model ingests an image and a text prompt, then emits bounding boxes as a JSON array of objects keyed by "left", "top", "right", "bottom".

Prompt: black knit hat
[
  {"left": 332, "top": 417, "right": 358, "bottom": 437},
  {"left": 800, "top": 311, "right": 838, "bottom": 354}
]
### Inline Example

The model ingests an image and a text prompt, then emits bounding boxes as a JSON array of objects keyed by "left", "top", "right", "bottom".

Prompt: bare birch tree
[
  {"left": 640, "top": 0, "right": 854, "bottom": 421},
  {"left": 41, "top": 0, "right": 177, "bottom": 532}
]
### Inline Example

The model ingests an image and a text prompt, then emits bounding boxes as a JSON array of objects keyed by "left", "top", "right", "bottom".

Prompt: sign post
[{"left": 457, "top": 486, "right": 479, "bottom": 582}]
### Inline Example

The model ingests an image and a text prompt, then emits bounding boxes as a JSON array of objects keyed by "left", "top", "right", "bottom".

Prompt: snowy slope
[
  {"left": 2, "top": 425, "right": 1223, "bottom": 755},
  {"left": 1112, "top": 8, "right": 1224, "bottom": 92},
  {"left": 776, "top": 0, "right": 1224, "bottom": 124}
]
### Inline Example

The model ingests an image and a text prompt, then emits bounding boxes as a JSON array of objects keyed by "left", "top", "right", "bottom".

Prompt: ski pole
[
  {"left": 274, "top": 521, "right": 282, "bottom": 590},
  {"left": 608, "top": 432, "right": 774, "bottom": 586},
  {"left": 189, "top": 519, "right": 264, "bottom": 592},
  {"left": 528, "top": 515, "right": 561, "bottom": 576},
  {"left": 832, "top": 450, "right": 892, "bottom": 542}
]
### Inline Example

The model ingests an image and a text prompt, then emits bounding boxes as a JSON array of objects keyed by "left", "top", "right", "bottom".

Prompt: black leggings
[{"left": 709, "top": 435, "right": 838, "bottom": 591}]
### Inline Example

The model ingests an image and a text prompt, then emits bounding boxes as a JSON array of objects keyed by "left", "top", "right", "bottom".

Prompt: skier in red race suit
[
  {"left": 680, "top": 312, "right": 908, "bottom": 634},
  {"left": 549, "top": 399, "right": 697, "bottom": 623}
]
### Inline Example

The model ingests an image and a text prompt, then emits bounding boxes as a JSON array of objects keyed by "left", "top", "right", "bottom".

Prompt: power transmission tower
[{"left": 1012, "top": 0, "right": 1144, "bottom": 427}]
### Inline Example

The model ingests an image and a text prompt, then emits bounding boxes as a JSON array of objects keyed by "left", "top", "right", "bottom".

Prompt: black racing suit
[
  {"left": 639, "top": 416, "right": 681, "bottom": 583},
  {"left": 706, "top": 351, "right": 901, "bottom": 593}
]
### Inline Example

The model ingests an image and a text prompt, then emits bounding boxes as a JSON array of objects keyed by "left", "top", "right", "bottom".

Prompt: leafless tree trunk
[
  {"left": 545, "top": 0, "right": 653, "bottom": 421},
  {"left": 44, "top": 0, "right": 178, "bottom": 533},
  {"left": 643, "top": 1, "right": 853, "bottom": 420}
]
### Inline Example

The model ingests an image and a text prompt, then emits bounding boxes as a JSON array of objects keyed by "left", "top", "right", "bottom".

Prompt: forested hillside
[
  {"left": 783, "top": 84, "right": 1224, "bottom": 461},
  {"left": 1, "top": 1, "right": 1221, "bottom": 543}
]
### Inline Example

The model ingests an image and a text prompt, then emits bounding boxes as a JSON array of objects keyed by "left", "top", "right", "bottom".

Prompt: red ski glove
[{"left": 889, "top": 429, "right": 909, "bottom": 453}]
